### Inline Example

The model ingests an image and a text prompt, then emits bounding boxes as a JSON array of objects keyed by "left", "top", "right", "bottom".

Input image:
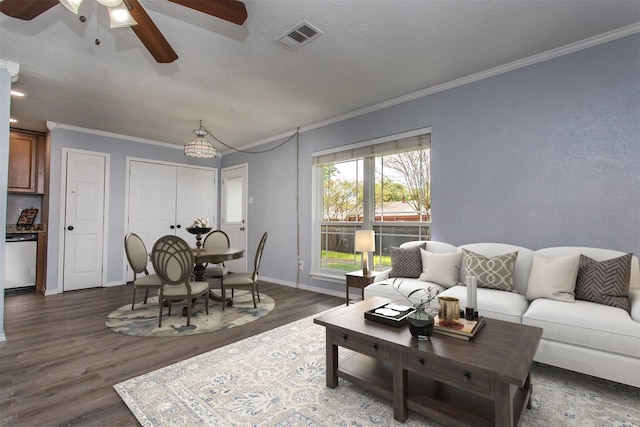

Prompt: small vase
[{"left": 408, "top": 308, "right": 434, "bottom": 341}]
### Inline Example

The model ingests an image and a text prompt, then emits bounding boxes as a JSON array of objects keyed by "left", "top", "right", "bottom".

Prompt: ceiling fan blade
[
  {"left": 126, "top": 0, "right": 178, "bottom": 63},
  {"left": 0, "top": 0, "right": 59, "bottom": 20},
  {"left": 168, "top": 0, "right": 247, "bottom": 25}
]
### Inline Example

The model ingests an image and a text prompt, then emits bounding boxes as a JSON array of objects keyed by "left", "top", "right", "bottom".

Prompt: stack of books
[{"left": 433, "top": 315, "right": 486, "bottom": 340}]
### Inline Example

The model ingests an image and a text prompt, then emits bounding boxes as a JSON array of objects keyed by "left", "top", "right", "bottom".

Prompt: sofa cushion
[
  {"left": 418, "top": 249, "right": 463, "bottom": 288},
  {"left": 389, "top": 245, "right": 424, "bottom": 278},
  {"left": 522, "top": 298, "right": 640, "bottom": 359},
  {"left": 526, "top": 254, "right": 580, "bottom": 302},
  {"left": 575, "top": 253, "right": 632, "bottom": 312},
  {"left": 462, "top": 249, "right": 518, "bottom": 292},
  {"left": 439, "top": 286, "right": 529, "bottom": 324}
]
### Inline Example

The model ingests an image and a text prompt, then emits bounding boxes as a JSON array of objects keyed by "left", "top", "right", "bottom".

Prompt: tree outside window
[{"left": 320, "top": 145, "right": 431, "bottom": 273}]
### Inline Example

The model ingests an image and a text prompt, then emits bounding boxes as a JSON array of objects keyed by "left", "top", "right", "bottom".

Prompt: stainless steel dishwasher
[{"left": 5, "top": 233, "right": 38, "bottom": 289}]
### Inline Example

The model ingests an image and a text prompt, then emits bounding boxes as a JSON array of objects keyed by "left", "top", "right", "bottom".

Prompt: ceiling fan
[{"left": 0, "top": 0, "right": 247, "bottom": 63}]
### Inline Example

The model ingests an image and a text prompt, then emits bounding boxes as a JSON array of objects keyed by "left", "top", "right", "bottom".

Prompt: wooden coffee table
[{"left": 314, "top": 297, "right": 542, "bottom": 426}]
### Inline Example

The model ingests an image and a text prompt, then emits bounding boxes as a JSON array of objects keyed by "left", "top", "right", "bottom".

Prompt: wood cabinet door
[{"left": 8, "top": 131, "right": 37, "bottom": 193}]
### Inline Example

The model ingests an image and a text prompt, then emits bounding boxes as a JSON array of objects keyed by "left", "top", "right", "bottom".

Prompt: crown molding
[
  {"left": 46, "top": 121, "right": 181, "bottom": 150},
  {"left": 239, "top": 23, "right": 640, "bottom": 151},
  {"left": 42, "top": 23, "right": 640, "bottom": 156},
  {"left": 0, "top": 60, "right": 20, "bottom": 82}
]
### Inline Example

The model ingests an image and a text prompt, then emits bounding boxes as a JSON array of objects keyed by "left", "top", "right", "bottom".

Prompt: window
[{"left": 312, "top": 128, "right": 431, "bottom": 277}]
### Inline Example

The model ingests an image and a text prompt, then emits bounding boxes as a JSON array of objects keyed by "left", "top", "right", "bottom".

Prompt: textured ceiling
[{"left": 1, "top": 0, "right": 639, "bottom": 153}]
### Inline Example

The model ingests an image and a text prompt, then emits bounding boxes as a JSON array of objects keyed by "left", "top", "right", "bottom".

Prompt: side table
[{"left": 345, "top": 270, "right": 376, "bottom": 305}]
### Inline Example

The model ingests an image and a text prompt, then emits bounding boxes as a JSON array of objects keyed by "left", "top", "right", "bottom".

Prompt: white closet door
[
  {"left": 128, "top": 161, "right": 177, "bottom": 256},
  {"left": 127, "top": 161, "right": 217, "bottom": 279},
  {"left": 176, "top": 167, "right": 217, "bottom": 244}
]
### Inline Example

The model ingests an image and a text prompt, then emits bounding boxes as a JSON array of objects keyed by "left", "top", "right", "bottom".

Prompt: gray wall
[
  {"left": 223, "top": 34, "right": 640, "bottom": 295},
  {"left": 46, "top": 128, "right": 220, "bottom": 293}
]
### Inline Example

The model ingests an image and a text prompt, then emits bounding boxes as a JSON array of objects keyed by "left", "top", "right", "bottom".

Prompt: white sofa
[{"left": 364, "top": 241, "right": 640, "bottom": 388}]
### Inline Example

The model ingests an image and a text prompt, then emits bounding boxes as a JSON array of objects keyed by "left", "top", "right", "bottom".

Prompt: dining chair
[
  {"left": 151, "top": 235, "right": 210, "bottom": 327},
  {"left": 124, "top": 233, "right": 162, "bottom": 310},
  {"left": 221, "top": 232, "right": 268, "bottom": 311},
  {"left": 203, "top": 230, "right": 230, "bottom": 280}
]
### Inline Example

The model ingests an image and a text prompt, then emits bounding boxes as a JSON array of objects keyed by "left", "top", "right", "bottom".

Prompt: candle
[
  {"left": 466, "top": 276, "right": 472, "bottom": 308},
  {"left": 470, "top": 276, "right": 477, "bottom": 310}
]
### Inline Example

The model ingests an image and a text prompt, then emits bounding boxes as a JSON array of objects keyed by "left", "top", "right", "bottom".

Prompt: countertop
[{"left": 6, "top": 225, "right": 47, "bottom": 234}]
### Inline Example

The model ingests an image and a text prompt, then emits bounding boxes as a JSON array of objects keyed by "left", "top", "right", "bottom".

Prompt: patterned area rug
[
  {"left": 105, "top": 290, "right": 274, "bottom": 337},
  {"left": 114, "top": 312, "right": 640, "bottom": 426}
]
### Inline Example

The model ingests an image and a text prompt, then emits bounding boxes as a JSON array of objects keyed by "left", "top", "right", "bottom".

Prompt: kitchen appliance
[{"left": 5, "top": 233, "right": 37, "bottom": 289}]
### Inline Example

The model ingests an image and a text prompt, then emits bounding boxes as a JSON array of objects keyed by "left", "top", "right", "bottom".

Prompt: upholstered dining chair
[
  {"left": 151, "top": 235, "right": 210, "bottom": 327},
  {"left": 203, "top": 230, "right": 230, "bottom": 281},
  {"left": 124, "top": 233, "right": 162, "bottom": 310},
  {"left": 221, "top": 232, "right": 268, "bottom": 311}
]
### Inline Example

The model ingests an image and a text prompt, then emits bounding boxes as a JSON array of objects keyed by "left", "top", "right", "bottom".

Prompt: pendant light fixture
[{"left": 184, "top": 121, "right": 217, "bottom": 159}]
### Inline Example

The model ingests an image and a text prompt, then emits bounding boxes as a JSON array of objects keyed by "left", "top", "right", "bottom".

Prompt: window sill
[{"left": 309, "top": 271, "right": 347, "bottom": 284}]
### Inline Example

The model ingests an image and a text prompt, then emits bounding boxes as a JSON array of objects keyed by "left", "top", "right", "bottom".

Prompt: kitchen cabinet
[{"left": 8, "top": 130, "right": 46, "bottom": 194}]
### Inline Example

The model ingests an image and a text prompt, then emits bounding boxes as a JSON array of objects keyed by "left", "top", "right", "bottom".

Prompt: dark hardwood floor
[{"left": 0, "top": 282, "right": 344, "bottom": 426}]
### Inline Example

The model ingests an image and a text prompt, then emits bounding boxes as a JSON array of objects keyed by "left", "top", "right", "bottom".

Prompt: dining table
[{"left": 192, "top": 246, "right": 245, "bottom": 307}]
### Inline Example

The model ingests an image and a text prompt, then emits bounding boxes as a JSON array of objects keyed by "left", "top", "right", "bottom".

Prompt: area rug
[
  {"left": 105, "top": 290, "right": 275, "bottom": 337},
  {"left": 114, "top": 312, "right": 640, "bottom": 426}
]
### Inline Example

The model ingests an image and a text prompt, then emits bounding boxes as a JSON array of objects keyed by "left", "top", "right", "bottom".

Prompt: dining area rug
[
  {"left": 114, "top": 312, "right": 640, "bottom": 426},
  {"left": 105, "top": 290, "right": 275, "bottom": 337}
]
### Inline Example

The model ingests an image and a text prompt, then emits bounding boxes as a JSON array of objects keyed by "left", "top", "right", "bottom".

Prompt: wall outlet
[{"left": 298, "top": 261, "right": 304, "bottom": 270}]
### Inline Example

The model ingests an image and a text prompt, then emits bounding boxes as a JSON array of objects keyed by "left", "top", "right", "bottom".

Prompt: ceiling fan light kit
[
  {"left": 107, "top": 3, "right": 137, "bottom": 28},
  {"left": 184, "top": 121, "right": 217, "bottom": 159},
  {"left": 96, "top": 0, "right": 123, "bottom": 6},
  {"left": 59, "top": 0, "right": 137, "bottom": 28},
  {"left": 1, "top": 0, "right": 248, "bottom": 63},
  {"left": 59, "top": 0, "right": 83, "bottom": 14}
]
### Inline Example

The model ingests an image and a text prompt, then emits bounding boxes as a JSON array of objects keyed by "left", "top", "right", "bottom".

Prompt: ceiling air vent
[{"left": 275, "top": 21, "right": 322, "bottom": 51}]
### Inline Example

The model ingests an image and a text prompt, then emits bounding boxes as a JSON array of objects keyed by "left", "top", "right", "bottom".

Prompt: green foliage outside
[{"left": 321, "top": 250, "right": 391, "bottom": 272}]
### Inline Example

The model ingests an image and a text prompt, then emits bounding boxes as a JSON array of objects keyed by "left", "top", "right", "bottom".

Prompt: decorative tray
[
  {"left": 364, "top": 303, "right": 416, "bottom": 327},
  {"left": 16, "top": 207, "right": 38, "bottom": 227}
]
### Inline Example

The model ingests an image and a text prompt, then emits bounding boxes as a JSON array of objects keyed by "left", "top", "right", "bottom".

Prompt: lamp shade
[
  {"left": 184, "top": 137, "right": 217, "bottom": 158},
  {"left": 97, "top": 0, "right": 123, "bottom": 6},
  {"left": 184, "top": 121, "right": 217, "bottom": 158},
  {"left": 355, "top": 230, "right": 375, "bottom": 252},
  {"left": 59, "top": 0, "right": 83, "bottom": 14},
  {"left": 107, "top": 3, "right": 137, "bottom": 28}
]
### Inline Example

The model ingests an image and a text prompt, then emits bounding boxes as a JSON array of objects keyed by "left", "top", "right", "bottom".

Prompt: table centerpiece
[{"left": 186, "top": 214, "right": 212, "bottom": 249}]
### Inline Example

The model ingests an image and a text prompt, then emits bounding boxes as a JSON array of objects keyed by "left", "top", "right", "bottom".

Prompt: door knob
[
  {"left": 170, "top": 225, "right": 175, "bottom": 229},
  {"left": 240, "top": 227, "right": 245, "bottom": 231},
  {"left": 176, "top": 224, "right": 181, "bottom": 229},
  {"left": 67, "top": 226, "right": 74, "bottom": 231}
]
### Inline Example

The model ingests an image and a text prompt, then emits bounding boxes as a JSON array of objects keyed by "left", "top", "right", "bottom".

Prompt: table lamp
[{"left": 355, "top": 230, "right": 375, "bottom": 275}]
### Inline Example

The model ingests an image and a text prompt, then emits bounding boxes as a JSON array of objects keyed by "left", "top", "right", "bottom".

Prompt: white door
[
  {"left": 63, "top": 151, "right": 106, "bottom": 291},
  {"left": 221, "top": 164, "right": 247, "bottom": 272},
  {"left": 127, "top": 161, "right": 217, "bottom": 278},
  {"left": 128, "top": 161, "right": 177, "bottom": 254},
  {"left": 176, "top": 167, "right": 217, "bottom": 244}
]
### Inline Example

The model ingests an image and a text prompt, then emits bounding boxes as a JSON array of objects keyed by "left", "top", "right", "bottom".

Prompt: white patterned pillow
[
  {"left": 463, "top": 249, "right": 518, "bottom": 291},
  {"left": 389, "top": 245, "right": 424, "bottom": 278}
]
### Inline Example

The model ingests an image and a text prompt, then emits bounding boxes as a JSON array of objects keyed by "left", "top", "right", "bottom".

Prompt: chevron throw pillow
[
  {"left": 463, "top": 249, "right": 518, "bottom": 291},
  {"left": 575, "top": 253, "right": 632, "bottom": 312},
  {"left": 389, "top": 245, "right": 424, "bottom": 278}
]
